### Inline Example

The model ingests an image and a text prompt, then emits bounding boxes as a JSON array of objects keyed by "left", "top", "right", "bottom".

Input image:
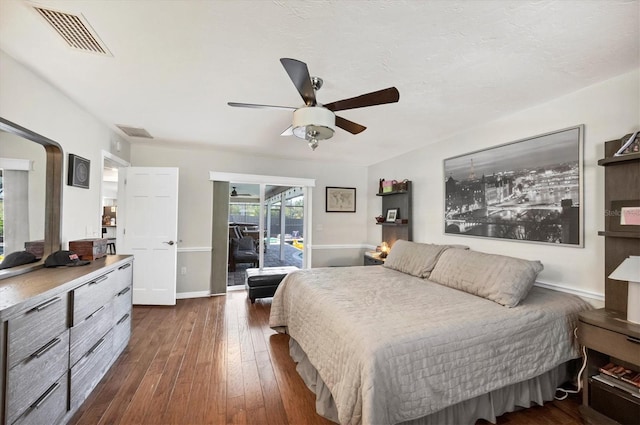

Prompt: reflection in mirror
[
  {"left": 0, "top": 131, "right": 46, "bottom": 262},
  {"left": 0, "top": 117, "right": 62, "bottom": 278}
]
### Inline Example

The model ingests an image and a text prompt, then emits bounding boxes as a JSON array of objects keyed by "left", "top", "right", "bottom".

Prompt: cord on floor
[{"left": 555, "top": 328, "right": 587, "bottom": 401}]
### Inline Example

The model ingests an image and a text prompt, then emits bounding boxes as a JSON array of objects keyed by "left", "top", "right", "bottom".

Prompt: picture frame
[
  {"left": 325, "top": 186, "right": 356, "bottom": 212},
  {"left": 386, "top": 208, "right": 399, "bottom": 222},
  {"left": 443, "top": 125, "right": 584, "bottom": 246},
  {"left": 68, "top": 153, "right": 90, "bottom": 189},
  {"left": 609, "top": 200, "right": 640, "bottom": 231}
]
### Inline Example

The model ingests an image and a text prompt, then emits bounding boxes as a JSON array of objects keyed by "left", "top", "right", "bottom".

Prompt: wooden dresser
[{"left": 0, "top": 255, "right": 133, "bottom": 425}]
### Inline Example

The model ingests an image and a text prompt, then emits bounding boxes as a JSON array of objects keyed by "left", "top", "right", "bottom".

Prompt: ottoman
[{"left": 245, "top": 266, "right": 299, "bottom": 303}]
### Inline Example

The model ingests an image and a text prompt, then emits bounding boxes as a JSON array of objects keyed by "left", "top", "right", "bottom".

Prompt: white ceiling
[{"left": 0, "top": 0, "right": 638, "bottom": 166}]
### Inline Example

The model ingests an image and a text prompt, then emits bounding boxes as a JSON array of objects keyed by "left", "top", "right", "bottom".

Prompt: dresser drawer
[
  {"left": 113, "top": 285, "right": 132, "bottom": 324},
  {"left": 113, "top": 311, "right": 132, "bottom": 355},
  {"left": 579, "top": 321, "right": 640, "bottom": 365},
  {"left": 70, "top": 329, "right": 114, "bottom": 411},
  {"left": 72, "top": 270, "right": 116, "bottom": 325},
  {"left": 12, "top": 373, "right": 68, "bottom": 425},
  {"left": 70, "top": 301, "right": 113, "bottom": 367},
  {"left": 113, "top": 260, "right": 133, "bottom": 295},
  {"left": 7, "top": 295, "right": 68, "bottom": 369},
  {"left": 6, "top": 329, "right": 69, "bottom": 425}
]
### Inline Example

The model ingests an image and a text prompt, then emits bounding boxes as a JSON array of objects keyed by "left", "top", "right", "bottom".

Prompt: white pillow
[
  {"left": 383, "top": 240, "right": 451, "bottom": 278},
  {"left": 429, "top": 249, "right": 543, "bottom": 307}
]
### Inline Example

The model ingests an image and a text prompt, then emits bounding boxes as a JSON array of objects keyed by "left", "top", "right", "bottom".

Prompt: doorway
[
  {"left": 208, "top": 172, "right": 315, "bottom": 294},
  {"left": 100, "top": 151, "right": 129, "bottom": 255}
]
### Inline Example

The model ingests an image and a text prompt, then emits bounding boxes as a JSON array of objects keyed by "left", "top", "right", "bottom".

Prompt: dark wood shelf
[
  {"left": 579, "top": 308, "right": 640, "bottom": 340},
  {"left": 376, "top": 190, "right": 410, "bottom": 197},
  {"left": 598, "top": 230, "right": 640, "bottom": 239},
  {"left": 376, "top": 222, "right": 409, "bottom": 226},
  {"left": 598, "top": 152, "right": 640, "bottom": 166}
]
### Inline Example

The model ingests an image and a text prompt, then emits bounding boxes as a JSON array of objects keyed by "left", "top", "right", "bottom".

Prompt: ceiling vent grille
[
  {"left": 116, "top": 125, "right": 154, "bottom": 139},
  {"left": 32, "top": 6, "right": 111, "bottom": 55}
]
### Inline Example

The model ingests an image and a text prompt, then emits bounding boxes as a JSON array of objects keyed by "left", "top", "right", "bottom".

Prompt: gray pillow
[
  {"left": 429, "top": 249, "right": 543, "bottom": 307},
  {"left": 383, "top": 240, "right": 452, "bottom": 278}
]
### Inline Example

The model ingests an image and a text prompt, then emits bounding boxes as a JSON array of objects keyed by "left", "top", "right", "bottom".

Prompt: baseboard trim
[
  {"left": 534, "top": 281, "right": 604, "bottom": 302},
  {"left": 176, "top": 290, "right": 210, "bottom": 299},
  {"left": 177, "top": 247, "right": 211, "bottom": 253}
]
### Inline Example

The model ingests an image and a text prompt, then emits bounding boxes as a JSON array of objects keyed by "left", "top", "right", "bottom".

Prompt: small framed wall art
[
  {"left": 326, "top": 186, "right": 356, "bottom": 212},
  {"left": 68, "top": 154, "right": 90, "bottom": 189},
  {"left": 386, "top": 208, "right": 399, "bottom": 222}
]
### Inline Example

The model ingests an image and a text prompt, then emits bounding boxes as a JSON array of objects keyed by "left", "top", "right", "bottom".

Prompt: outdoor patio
[{"left": 227, "top": 241, "right": 303, "bottom": 286}]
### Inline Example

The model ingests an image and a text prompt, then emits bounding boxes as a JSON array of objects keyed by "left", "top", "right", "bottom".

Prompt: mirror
[{"left": 0, "top": 117, "right": 62, "bottom": 279}]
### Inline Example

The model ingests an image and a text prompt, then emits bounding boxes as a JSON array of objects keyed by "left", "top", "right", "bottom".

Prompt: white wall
[
  {"left": 0, "top": 50, "right": 130, "bottom": 247},
  {"left": 129, "top": 143, "right": 369, "bottom": 293},
  {"left": 368, "top": 69, "right": 640, "bottom": 301}
]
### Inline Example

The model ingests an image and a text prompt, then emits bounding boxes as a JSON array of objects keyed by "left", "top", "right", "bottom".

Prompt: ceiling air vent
[
  {"left": 116, "top": 125, "right": 154, "bottom": 139},
  {"left": 32, "top": 6, "right": 111, "bottom": 55}
]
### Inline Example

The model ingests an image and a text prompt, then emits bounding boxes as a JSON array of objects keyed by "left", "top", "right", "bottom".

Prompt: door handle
[{"left": 163, "top": 241, "right": 175, "bottom": 246}]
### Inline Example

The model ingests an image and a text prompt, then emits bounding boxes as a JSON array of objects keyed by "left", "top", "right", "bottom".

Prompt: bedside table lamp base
[{"left": 608, "top": 256, "right": 640, "bottom": 324}]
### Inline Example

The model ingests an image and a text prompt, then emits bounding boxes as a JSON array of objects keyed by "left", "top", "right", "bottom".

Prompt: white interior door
[{"left": 119, "top": 167, "right": 179, "bottom": 305}]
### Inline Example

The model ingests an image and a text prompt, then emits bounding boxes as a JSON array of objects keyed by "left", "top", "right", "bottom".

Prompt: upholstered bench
[{"left": 245, "top": 266, "right": 299, "bottom": 303}]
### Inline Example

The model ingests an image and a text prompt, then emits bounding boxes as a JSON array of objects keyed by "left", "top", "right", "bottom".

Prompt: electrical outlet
[{"left": 180, "top": 266, "right": 187, "bottom": 275}]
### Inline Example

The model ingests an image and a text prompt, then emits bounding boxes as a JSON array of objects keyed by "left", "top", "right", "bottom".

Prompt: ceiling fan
[
  {"left": 230, "top": 186, "right": 252, "bottom": 197},
  {"left": 228, "top": 58, "right": 400, "bottom": 150}
]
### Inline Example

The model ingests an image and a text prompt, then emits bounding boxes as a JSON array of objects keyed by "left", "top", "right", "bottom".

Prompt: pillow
[
  {"left": 429, "top": 249, "right": 543, "bottom": 307},
  {"left": 237, "top": 236, "right": 255, "bottom": 251},
  {"left": 383, "top": 240, "right": 452, "bottom": 278}
]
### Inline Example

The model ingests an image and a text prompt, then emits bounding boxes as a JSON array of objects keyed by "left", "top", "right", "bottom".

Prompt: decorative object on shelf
[
  {"left": 386, "top": 208, "right": 399, "bottom": 222},
  {"left": 67, "top": 153, "right": 90, "bottom": 189},
  {"left": 325, "top": 186, "right": 356, "bottom": 212},
  {"left": 614, "top": 131, "right": 640, "bottom": 156},
  {"left": 379, "top": 242, "right": 390, "bottom": 258},
  {"left": 394, "top": 179, "right": 409, "bottom": 192},
  {"left": 608, "top": 255, "right": 640, "bottom": 324},
  {"left": 382, "top": 179, "right": 395, "bottom": 193},
  {"left": 375, "top": 215, "right": 385, "bottom": 223},
  {"left": 379, "top": 178, "right": 384, "bottom": 194},
  {"left": 609, "top": 199, "right": 640, "bottom": 231},
  {"left": 444, "top": 125, "right": 583, "bottom": 246}
]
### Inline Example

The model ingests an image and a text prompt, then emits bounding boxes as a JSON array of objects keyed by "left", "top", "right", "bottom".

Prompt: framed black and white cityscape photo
[{"left": 443, "top": 125, "right": 584, "bottom": 247}]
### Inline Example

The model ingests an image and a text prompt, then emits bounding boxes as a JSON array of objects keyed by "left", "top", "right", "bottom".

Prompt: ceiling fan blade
[
  {"left": 323, "top": 87, "right": 399, "bottom": 112},
  {"left": 335, "top": 116, "right": 367, "bottom": 135},
  {"left": 228, "top": 102, "right": 295, "bottom": 110},
  {"left": 281, "top": 125, "right": 294, "bottom": 136},
  {"left": 280, "top": 58, "right": 317, "bottom": 106}
]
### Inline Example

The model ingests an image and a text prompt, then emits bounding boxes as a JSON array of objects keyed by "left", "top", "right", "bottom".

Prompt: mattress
[{"left": 269, "top": 266, "right": 592, "bottom": 425}]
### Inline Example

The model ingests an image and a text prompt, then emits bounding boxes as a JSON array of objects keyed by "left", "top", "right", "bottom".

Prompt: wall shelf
[
  {"left": 598, "top": 230, "right": 640, "bottom": 239},
  {"left": 378, "top": 180, "right": 412, "bottom": 246},
  {"left": 597, "top": 152, "right": 640, "bottom": 166}
]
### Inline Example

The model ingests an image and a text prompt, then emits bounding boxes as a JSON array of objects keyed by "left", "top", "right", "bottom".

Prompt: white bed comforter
[{"left": 269, "top": 266, "right": 591, "bottom": 425}]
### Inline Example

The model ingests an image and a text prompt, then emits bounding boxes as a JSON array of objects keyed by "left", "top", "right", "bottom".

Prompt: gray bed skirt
[{"left": 289, "top": 337, "right": 569, "bottom": 425}]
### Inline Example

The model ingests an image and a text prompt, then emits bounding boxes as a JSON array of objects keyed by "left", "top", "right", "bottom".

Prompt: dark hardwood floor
[{"left": 69, "top": 291, "right": 584, "bottom": 425}]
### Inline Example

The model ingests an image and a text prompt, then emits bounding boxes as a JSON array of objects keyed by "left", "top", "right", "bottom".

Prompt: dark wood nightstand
[
  {"left": 364, "top": 251, "right": 385, "bottom": 266},
  {"left": 578, "top": 308, "right": 640, "bottom": 425}
]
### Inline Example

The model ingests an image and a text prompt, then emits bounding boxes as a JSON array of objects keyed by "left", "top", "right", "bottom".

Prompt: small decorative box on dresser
[
  {"left": 0, "top": 255, "right": 133, "bottom": 425},
  {"left": 68, "top": 238, "right": 109, "bottom": 261}
]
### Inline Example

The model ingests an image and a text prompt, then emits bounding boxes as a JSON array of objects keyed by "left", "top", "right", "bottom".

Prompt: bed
[{"left": 269, "top": 243, "right": 593, "bottom": 425}]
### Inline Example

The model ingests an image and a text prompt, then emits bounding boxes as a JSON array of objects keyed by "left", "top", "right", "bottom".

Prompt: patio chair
[{"left": 229, "top": 236, "right": 259, "bottom": 271}]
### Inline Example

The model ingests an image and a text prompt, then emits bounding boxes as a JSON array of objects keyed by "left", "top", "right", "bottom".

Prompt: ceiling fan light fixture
[{"left": 292, "top": 107, "right": 335, "bottom": 143}]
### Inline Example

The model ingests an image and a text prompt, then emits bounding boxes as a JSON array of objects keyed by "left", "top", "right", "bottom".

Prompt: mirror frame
[{"left": 0, "top": 117, "right": 62, "bottom": 279}]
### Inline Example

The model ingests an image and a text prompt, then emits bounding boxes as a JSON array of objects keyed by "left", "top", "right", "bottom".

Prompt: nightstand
[
  {"left": 578, "top": 308, "right": 640, "bottom": 425},
  {"left": 364, "top": 251, "right": 385, "bottom": 266}
]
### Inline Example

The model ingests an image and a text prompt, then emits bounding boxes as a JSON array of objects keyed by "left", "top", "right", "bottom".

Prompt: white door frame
[{"left": 209, "top": 172, "right": 315, "bottom": 269}]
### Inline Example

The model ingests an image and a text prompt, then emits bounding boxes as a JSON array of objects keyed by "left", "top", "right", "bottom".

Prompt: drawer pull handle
[
  {"left": 31, "top": 337, "right": 61, "bottom": 358},
  {"left": 119, "top": 262, "right": 132, "bottom": 270},
  {"left": 88, "top": 337, "right": 107, "bottom": 355},
  {"left": 30, "top": 382, "right": 60, "bottom": 409},
  {"left": 627, "top": 336, "right": 640, "bottom": 345},
  {"left": 117, "top": 286, "right": 131, "bottom": 296},
  {"left": 86, "top": 305, "right": 106, "bottom": 320},
  {"left": 89, "top": 274, "right": 110, "bottom": 285},
  {"left": 117, "top": 313, "right": 130, "bottom": 325},
  {"left": 33, "top": 297, "right": 62, "bottom": 312}
]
